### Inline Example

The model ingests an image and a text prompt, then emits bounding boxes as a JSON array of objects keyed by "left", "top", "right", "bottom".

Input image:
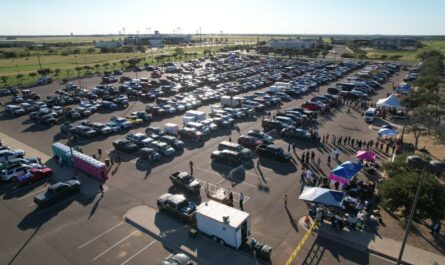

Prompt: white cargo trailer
[
  {"left": 220, "top": 96, "right": 243, "bottom": 108},
  {"left": 185, "top": 110, "right": 206, "bottom": 121},
  {"left": 196, "top": 200, "right": 250, "bottom": 249},
  {"left": 164, "top": 123, "right": 179, "bottom": 135}
]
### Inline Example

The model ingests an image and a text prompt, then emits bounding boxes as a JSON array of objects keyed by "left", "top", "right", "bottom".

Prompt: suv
[
  {"left": 218, "top": 141, "right": 252, "bottom": 159},
  {"left": 210, "top": 150, "right": 244, "bottom": 166},
  {"left": 126, "top": 132, "right": 153, "bottom": 148},
  {"left": 256, "top": 144, "right": 291, "bottom": 162},
  {"left": 159, "top": 135, "right": 184, "bottom": 151},
  {"left": 149, "top": 141, "right": 176, "bottom": 156},
  {"left": 113, "top": 139, "right": 139, "bottom": 153},
  {"left": 74, "top": 125, "right": 97, "bottom": 138},
  {"left": 1, "top": 165, "right": 30, "bottom": 181},
  {"left": 247, "top": 130, "right": 274, "bottom": 144},
  {"left": 0, "top": 150, "right": 25, "bottom": 163}
]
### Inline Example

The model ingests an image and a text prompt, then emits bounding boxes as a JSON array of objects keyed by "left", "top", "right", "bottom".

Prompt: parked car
[
  {"left": 218, "top": 141, "right": 252, "bottom": 159},
  {"left": 15, "top": 167, "right": 53, "bottom": 186},
  {"left": 210, "top": 150, "right": 244, "bottom": 166},
  {"left": 281, "top": 127, "right": 311, "bottom": 140},
  {"left": 126, "top": 132, "right": 153, "bottom": 148},
  {"left": 158, "top": 253, "right": 194, "bottom": 265},
  {"left": 74, "top": 125, "right": 97, "bottom": 138},
  {"left": 33, "top": 179, "right": 80, "bottom": 207},
  {"left": 159, "top": 135, "right": 184, "bottom": 151},
  {"left": 256, "top": 144, "right": 291, "bottom": 162},
  {"left": 138, "top": 148, "right": 161, "bottom": 161},
  {"left": 130, "top": 111, "right": 152, "bottom": 122},
  {"left": 1, "top": 165, "right": 30, "bottom": 182},
  {"left": 112, "top": 139, "right": 139, "bottom": 153},
  {"left": 0, "top": 149, "right": 25, "bottom": 163},
  {"left": 156, "top": 193, "right": 196, "bottom": 223},
  {"left": 247, "top": 130, "right": 274, "bottom": 144},
  {"left": 169, "top": 171, "right": 201, "bottom": 193},
  {"left": 237, "top": 135, "right": 263, "bottom": 149},
  {"left": 149, "top": 141, "right": 176, "bottom": 156}
]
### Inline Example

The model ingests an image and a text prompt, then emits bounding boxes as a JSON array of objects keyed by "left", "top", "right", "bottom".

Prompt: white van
[{"left": 363, "top": 108, "right": 377, "bottom": 123}]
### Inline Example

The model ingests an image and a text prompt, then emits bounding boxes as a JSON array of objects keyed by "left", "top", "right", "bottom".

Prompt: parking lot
[{"left": 0, "top": 55, "right": 408, "bottom": 265}]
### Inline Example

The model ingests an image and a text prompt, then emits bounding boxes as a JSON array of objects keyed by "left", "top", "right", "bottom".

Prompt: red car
[
  {"left": 302, "top": 101, "right": 322, "bottom": 111},
  {"left": 238, "top": 135, "right": 263, "bottom": 149},
  {"left": 15, "top": 167, "right": 53, "bottom": 186}
]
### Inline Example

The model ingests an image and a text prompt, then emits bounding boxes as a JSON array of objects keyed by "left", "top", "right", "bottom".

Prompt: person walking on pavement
[
  {"left": 327, "top": 155, "right": 331, "bottom": 166},
  {"left": 284, "top": 194, "right": 288, "bottom": 208},
  {"left": 288, "top": 143, "right": 291, "bottom": 152},
  {"left": 189, "top": 160, "right": 194, "bottom": 176},
  {"left": 305, "top": 152, "right": 310, "bottom": 164},
  {"left": 351, "top": 138, "right": 355, "bottom": 147},
  {"left": 229, "top": 137, "right": 232, "bottom": 142},
  {"left": 317, "top": 157, "right": 321, "bottom": 167},
  {"left": 311, "top": 151, "right": 315, "bottom": 162},
  {"left": 239, "top": 192, "right": 245, "bottom": 211},
  {"left": 229, "top": 192, "right": 234, "bottom": 207},
  {"left": 301, "top": 152, "right": 306, "bottom": 163}
]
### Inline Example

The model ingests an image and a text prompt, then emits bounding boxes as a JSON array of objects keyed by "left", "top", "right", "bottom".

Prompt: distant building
[
  {"left": 265, "top": 38, "right": 322, "bottom": 50},
  {"left": 95, "top": 41, "right": 123, "bottom": 48},
  {"left": 124, "top": 30, "right": 191, "bottom": 48},
  {"left": 6, "top": 36, "right": 17, "bottom": 40},
  {"left": 332, "top": 37, "right": 420, "bottom": 50}
]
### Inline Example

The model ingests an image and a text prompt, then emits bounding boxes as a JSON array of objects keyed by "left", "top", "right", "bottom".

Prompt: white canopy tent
[{"left": 376, "top": 94, "right": 404, "bottom": 109}]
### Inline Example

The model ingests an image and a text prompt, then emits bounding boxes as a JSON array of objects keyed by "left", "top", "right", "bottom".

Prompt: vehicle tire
[
  {"left": 218, "top": 239, "right": 226, "bottom": 245},
  {"left": 157, "top": 203, "right": 163, "bottom": 210},
  {"left": 212, "top": 236, "right": 218, "bottom": 242}
]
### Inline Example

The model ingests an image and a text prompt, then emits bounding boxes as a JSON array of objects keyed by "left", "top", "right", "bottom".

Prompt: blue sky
[{"left": 0, "top": 0, "right": 444, "bottom": 35}]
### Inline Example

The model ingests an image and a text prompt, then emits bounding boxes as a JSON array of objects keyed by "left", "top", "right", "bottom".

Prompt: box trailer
[
  {"left": 196, "top": 200, "right": 250, "bottom": 249},
  {"left": 164, "top": 123, "right": 179, "bottom": 135},
  {"left": 220, "top": 96, "right": 243, "bottom": 108},
  {"left": 182, "top": 115, "right": 195, "bottom": 124},
  {"left": 184, "top": 110, "right": 206, "bottom": 121}
]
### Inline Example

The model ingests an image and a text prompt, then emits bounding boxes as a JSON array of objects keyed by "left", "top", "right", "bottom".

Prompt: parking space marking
[
  {"left": 119, "top": 240, "right": 157, "bottom": 265},
  {"left": 17, "top": 185, "right": 49, "bottom": 201},
  {"left": 78, "top": 221, "right": 124, "bottom": 249},
  {"left": 7, "top": 179, "right": 48, "bottom": 196},
  {"left": 196, "top": 167, "right": 259, "bottom": 189},
  {"left": 37, "top": 194, "right": 80, "bottom": 216},
  {"left": 27, "top": 202, "right": 36, "bottom": 208},
  {"left": 92, "top": 230, "right": 138, "bottom": 261}
]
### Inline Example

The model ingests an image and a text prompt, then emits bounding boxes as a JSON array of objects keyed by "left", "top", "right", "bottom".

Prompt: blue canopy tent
[
  {"left": 329, "top": 161, "right": 363, "bottom": 184},
  {"left": 299, "top": 187, "right": 344, "bottom": 208},
  {"left": 396, "top": 83, "right": 412, "bottom": 93}
]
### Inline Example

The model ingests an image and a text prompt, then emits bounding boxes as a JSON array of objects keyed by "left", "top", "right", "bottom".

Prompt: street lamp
[
  {"left": 74, "top": 55, "right": 82, "bottom": 88},
  {"left": 68, "top": 133, "right": 77, "bottom": 178},
  {"left": 396, "top": 156, "right": 434, "bottom": 265}
]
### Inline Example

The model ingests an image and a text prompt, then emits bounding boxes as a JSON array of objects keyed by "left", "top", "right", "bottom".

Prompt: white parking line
[
  {"left": 119, "top": 240, "right": 157, "bottom": 265},
  {"left": 92, "top": 230, "right": 137, "bottom": 261},
  {"left": 17, "top": 185, "right": 48, "bottom": 201},
  {"left": 197, "top": 169, "right": 258, "bottom": 188},
  {"left": 78, "top": 221, "right": 124, "bottom": 249}
]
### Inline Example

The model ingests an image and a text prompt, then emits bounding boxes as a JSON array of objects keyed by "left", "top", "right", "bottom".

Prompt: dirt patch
[{"left": 403, "top": 131, "right": 445, "bottom": 159}]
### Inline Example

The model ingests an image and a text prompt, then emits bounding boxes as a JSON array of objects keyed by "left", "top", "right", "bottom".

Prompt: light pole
[
  {"left": 68, "top": 133, "right": 77, "bottom": 178},
  {"left": 74, "top": 55, "right": 82, "bottom": 88},
  {"left": 396, "top": 156, "right": 431, "bottom": 265}
]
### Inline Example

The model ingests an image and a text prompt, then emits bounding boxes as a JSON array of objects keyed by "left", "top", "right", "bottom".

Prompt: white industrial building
[
  {"left": 95, "top": 40, "right": 123, "bottom": 48},
  {"left": 266, "top": 38, "right": 322, "bottom": 50}
]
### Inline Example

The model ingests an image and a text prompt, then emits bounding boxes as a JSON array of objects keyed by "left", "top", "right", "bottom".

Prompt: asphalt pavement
[{"left": 0, "top": 62, "right": 408, "bottom": 265}]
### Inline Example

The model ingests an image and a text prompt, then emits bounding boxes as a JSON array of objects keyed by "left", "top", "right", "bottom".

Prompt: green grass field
[{"left": 365, "top": 40, "right": 445, "bottom": 61}]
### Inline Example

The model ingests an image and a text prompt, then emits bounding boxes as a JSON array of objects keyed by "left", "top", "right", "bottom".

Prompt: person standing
[
  {"left": 239, "top": 192, "right": 245, "bottom": 211},
  {"left": 283, "top": 194, "right": 288, "bottom": 208},
  {"left": 305, "top": 152, "right": 310, "bottom": 164},
  {"left": 311, "top": 151, "right": 315, "bottom": 162},
  {"left": 317, "top": 157, "right": 321, "bottom": 167},
  {"left": 229, "top": 137, "right": 232, "bottom": 142},
  {"left": 288, "top": 143, "right": 291, "bottom": 152},
  {"left": 327, "top": 155, "right": 331, "bottom": 166},
  {"left": 301, "top": 152, "right": 306, "bottom": 163},
  {"left": 334, "top": 182, "right": 340, "bottom": 191},
  {"left": 229, "top": 192, "right": 234, "bottom": 206},
  {"left": 189, "top": 160, "right": 194, "bottom": 176}
]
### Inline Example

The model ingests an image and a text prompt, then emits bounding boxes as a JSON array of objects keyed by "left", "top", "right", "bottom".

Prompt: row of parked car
[{"left": 0, "top": 145, "right": 53, "bottom": 186}]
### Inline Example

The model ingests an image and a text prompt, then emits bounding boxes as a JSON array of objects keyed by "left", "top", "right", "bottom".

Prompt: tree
[
  {"left": 380, "top": 54, "right": 388, "bottom": 60},
  {"left": 119, "top": 59, "right": 126, "bottom": 70},
  {"left": 94, "top": 64, "right": 101, "bottom": 73},
  {"left": 380, "top": 170, "right": 445, "bottom": 221},
  {"left": 112, "top": 62, "right": 117, "bottom": 69},
  {"left": 0, "top": 76, "right": 9, "bottom": 87},
  {"left": 86, "top": 47, "right": 96, "bottom": 53},
  {"left": 28, "top": 72, "right": 37, "bottom": 80},
  {"left": 54, "top": 68, "right": 61, "bottom": 78},
  {"left": 127, "top": 58, "right": 141, "bottom": 69},
  {"left": 174, "top": 47, "right": 184, "bottom": 58},
  {"left": 37, "top": 68, "right": 51, "bottom": 77},
  {"left": 136, "top": 45, "right": 146, "bottom": 53},
  {"left": 16, "top": 74, "right": 24, "bottom": 84}
]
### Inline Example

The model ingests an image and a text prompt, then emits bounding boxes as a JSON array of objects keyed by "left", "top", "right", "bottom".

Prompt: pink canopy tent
[{"left": 356, "top": 150, "right": 376, "bottom": 161}]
